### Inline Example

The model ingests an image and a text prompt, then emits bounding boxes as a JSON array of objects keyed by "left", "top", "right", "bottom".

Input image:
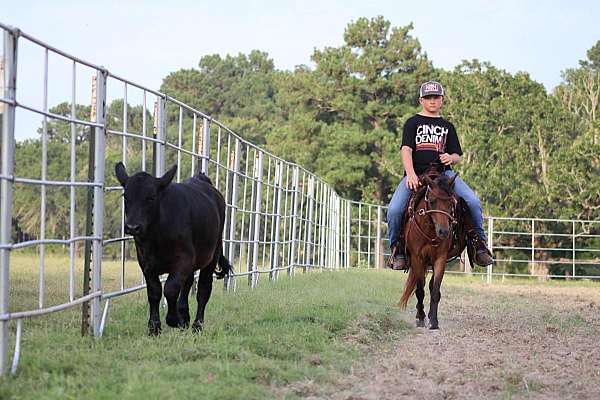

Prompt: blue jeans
[{"left": 386, "top": 170, "right": 486, "bottom": 248}]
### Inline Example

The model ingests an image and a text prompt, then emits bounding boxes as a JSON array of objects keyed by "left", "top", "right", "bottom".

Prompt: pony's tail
[
  {"left": 398, "top": 263, "right": 425, "bottom": 309},
  {"left": 215, "top": 253, "right": 233, "bottom": 279}
]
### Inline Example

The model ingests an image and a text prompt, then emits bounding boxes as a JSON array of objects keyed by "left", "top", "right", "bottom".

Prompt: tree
[
  {"left": 551, "top": 41, "right": 600, "bottom": 221},
  {"left": 555, "top": 41, "right": 600, "bottom": 145},
  {"left": 269, "top": 16, "right": 432, "bottom": 204},
  {"left": 439, "top": 60, "right": 590, "bottom": 218},
  {"left": 580, "top": 39, "right": 600, "bottom": 70},
  {"left": 161, "top": 51, "right": 279, "bottom": 145}
]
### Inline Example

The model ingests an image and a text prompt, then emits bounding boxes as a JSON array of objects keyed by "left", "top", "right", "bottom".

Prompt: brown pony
[{"left": 398, "top": 171, "right": 467, "bottom": 330}]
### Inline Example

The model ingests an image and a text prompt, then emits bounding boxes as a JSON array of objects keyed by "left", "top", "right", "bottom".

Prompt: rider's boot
[
  {"left": 389, "top": 234, "right": 407, "bottom": 271},
  {"left": 466, "top": 228, "right": 493, "bottom": 266},
  {"left": 460, "top": 203, "right": 493, "bottom": 267}
]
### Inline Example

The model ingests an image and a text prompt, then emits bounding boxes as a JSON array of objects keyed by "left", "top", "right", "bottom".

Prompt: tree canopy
[{"left": 9, "top": 18, "right": 600, "bottom": 269}]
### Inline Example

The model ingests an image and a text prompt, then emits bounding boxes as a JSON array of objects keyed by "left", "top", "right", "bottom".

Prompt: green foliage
[
  {"left": 580, "top": 39, "right": 600, "bottom": 70},
  {"left": 161, "top": 50, "right": 279, "bottom": 145},
  {"left": 10, "top": 16, "right": 600, "bottom": 258},
  {"left": 439, "top": 60, "right": 577, "bottom": 218},
  {"left": 269, "top": 17, "right": 432, "bottom": 204}
]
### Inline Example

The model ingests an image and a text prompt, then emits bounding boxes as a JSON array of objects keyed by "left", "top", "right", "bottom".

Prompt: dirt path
[{"left": 290, "top": 279, "right": 600, "bottom": 400}]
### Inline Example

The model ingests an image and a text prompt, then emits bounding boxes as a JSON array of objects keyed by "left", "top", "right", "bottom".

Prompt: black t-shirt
[{"left": 401, "top": 114, "right": 462, "bottom": 175}]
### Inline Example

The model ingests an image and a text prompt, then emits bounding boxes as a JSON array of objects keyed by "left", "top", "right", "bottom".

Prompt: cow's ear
[
  {"left": 115, "top": 162, "right": 129, "bottom": 187},
  {"left": 157, "top": 164, "right": 177, "bottom": 190}
]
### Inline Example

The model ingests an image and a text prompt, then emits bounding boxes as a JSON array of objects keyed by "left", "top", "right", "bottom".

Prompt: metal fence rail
[{"left": 0, "top": 23, "right": 599, "bottom": 376}]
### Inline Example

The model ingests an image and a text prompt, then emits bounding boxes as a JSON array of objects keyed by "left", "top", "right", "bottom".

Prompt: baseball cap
[{"left": 419, "top": 81, "right": 444, "bottom": 97}]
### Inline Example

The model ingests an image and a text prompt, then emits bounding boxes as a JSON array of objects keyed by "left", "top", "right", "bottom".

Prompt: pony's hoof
[
  {"left": 429, "top": 324, "right": 439, "bottom": 330},
  {"left": 416, "top": 319, "right": 426, "bottom": 328}
]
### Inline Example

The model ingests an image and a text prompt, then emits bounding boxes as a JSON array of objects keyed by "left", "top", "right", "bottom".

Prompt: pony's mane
[{"left": 433, "top": 174, "right": 453, "bottom": 194}]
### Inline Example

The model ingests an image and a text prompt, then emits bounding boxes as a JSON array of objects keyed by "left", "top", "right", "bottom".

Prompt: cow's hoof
[
  {"left": 148, "top": 321, "right": 162, "bottom": 336},
  {"left": 180, "top": 319, "right": 190, "bottom": 329},
  {"left": 166, "top": 314, "right": 181, "bottom": 328},
  {"left": 191, "top": 321, "right": 203, "bottom": 333},
  {"left": 178, "top": 308, "right": 190, "bottom": 325},
  {"left": 416, "top": 319, "right": 426, "bottom": 328},
  {"left": 429, "top": 323, "right": 439, "bottom": 330}
]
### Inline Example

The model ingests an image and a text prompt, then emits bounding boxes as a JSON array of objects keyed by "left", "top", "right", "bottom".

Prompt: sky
[{"left": 2, "top": 0, "right": 599, "bottom": 140}]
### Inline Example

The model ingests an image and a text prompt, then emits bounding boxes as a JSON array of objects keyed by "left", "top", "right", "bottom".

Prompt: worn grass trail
[
  {"left": 303, "top": 276, "right": 600, "bottom": 400},
  {"left": 0, "top": 264, "right": 410, "bottom": 400}
]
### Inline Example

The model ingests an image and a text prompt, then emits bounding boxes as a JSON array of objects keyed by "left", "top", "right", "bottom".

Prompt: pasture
[{"left": 2, "top": 254, "right": 599, "bottom": 399}]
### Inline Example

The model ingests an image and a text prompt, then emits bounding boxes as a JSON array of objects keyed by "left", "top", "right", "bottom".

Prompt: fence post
[
  {"left": 250, "top": 151, "right": 263, "bottom": 288},
  {"left": 572, "top": 220, "right": 576, "bottom": 278},
  {"left": 201, "top": 117, "right": 211, "bottom": 175},
  {"left": 346, "top": 202, "right": 351, "bottom": 269},
  {"left": 487, "top": 217, "right": 493, "bottom": 285},
  {"left": 191, "top": 115, "right": 198, "bottom": 175},
  {"left": 224, "top": 138, "right": 240, "bottom": 291},
  {"left": 367, "top": 206, "right": 372, "bottom": 268},
  {"left": 318, "top": 183, "right": 326, "bottom": 270},
  {"left": 358, "top": 203, "right": 362, "bottom": 268},
  {"left": 325, "top": 190, "right": 330, "bottom": 269},
  {"left": 155, "top": 97, "right": 166, "bottom": 177},
  {"left": 376, "top": 206, "right": 382, "bottom": 269},
  {"left": 305, "top": 176, "right": 315, "bottom": 272},
  {"left": 91, "top": 68, "right": 107, "bottom": 337},
  {"left": 0, "top": 26, "right": 18, "bottom": 376},
  {"left": 336, "top": 197, "right": 341, "bottom": 270},
  {"left": 531, "top": 219, "right": 535, "bottom": 277},
  {"left": 270, "top": 161, "right": 284, "bottom": 281},
  {"left": 176, "top": 107, "right": 183, "bottom": 182},
  {"left": 39, "top": 48, "right": 48, "bottom": 309},
  {"left": 289, "top": 167, "right": 299, "bottom": 276},
  {"left": 69, "top": 60, "right": 77, "bottom": 301}
]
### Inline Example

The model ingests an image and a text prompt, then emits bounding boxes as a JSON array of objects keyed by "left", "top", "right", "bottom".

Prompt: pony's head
[{"left": 420, "top": 174, "right": 458, "bottom": 240}]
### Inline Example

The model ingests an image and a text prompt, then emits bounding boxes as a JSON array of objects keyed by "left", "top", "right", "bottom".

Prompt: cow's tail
[{"left": 215, "top": 253, "right": 233, "bottom": 279}]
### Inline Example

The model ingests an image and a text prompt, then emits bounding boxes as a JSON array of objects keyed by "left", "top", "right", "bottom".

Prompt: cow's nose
[{"left": 125, "top": 224, "right": 141, "bottom": 235}]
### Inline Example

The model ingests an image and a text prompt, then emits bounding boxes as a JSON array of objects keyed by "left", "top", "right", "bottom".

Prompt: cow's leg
[
  {"left": 415, "top": 275, "right": 426, "bottom": 327},
  {"left": 192, "top": 266, "right": 214, "bottom": 333},
  {"left": 144, "top": 273, "right": 162, "bottom": 336},
  {"left": 177, "top": 273, "right": 194, "bottom": 328},
  {"left": 164, "top": 272, "right": 188, "bottom": 328},
  {"left": 428, "top": 259, "right": 446, "bottom": 330}
]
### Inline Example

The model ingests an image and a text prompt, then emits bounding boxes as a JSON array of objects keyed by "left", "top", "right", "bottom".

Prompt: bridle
[
  {"left": 420, "top": 186, "right": 457, "bottom": 222},
  {"left": 408, "top": 184, "right": 458, "bottom": 247}
]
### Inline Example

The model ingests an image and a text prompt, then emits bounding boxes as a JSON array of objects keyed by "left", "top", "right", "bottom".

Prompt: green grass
[
  {"left": 0, "top": 256, "right": 411, "bottom": 400},
  {"left": 4, "top": 254, "right": 598, "bottom": 399}
]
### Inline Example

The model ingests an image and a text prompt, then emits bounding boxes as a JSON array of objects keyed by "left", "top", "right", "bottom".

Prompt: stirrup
[
  {"left": 388, "top": 245, "right": 406, "bottom": 271},
  {"left": 473, "top": 240, "right": 493, "bottom": 266},
  {"left": 390, "top": 254, "right": 406, "bottom": 271}
]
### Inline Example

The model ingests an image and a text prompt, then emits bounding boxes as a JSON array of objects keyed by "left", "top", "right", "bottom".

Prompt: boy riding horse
[{"left": 387, "top": 81, "right": 493, "bottom": 270}]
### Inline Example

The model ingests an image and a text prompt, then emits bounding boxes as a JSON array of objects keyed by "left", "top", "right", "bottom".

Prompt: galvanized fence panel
[{"left": 0, "top": 24, "right": 107, "bottom": 375}]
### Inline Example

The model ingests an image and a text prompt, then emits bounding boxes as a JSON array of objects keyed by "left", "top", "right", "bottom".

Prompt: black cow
[{"left": 115, "top": 162, "right": 232, "bottom": 335}]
